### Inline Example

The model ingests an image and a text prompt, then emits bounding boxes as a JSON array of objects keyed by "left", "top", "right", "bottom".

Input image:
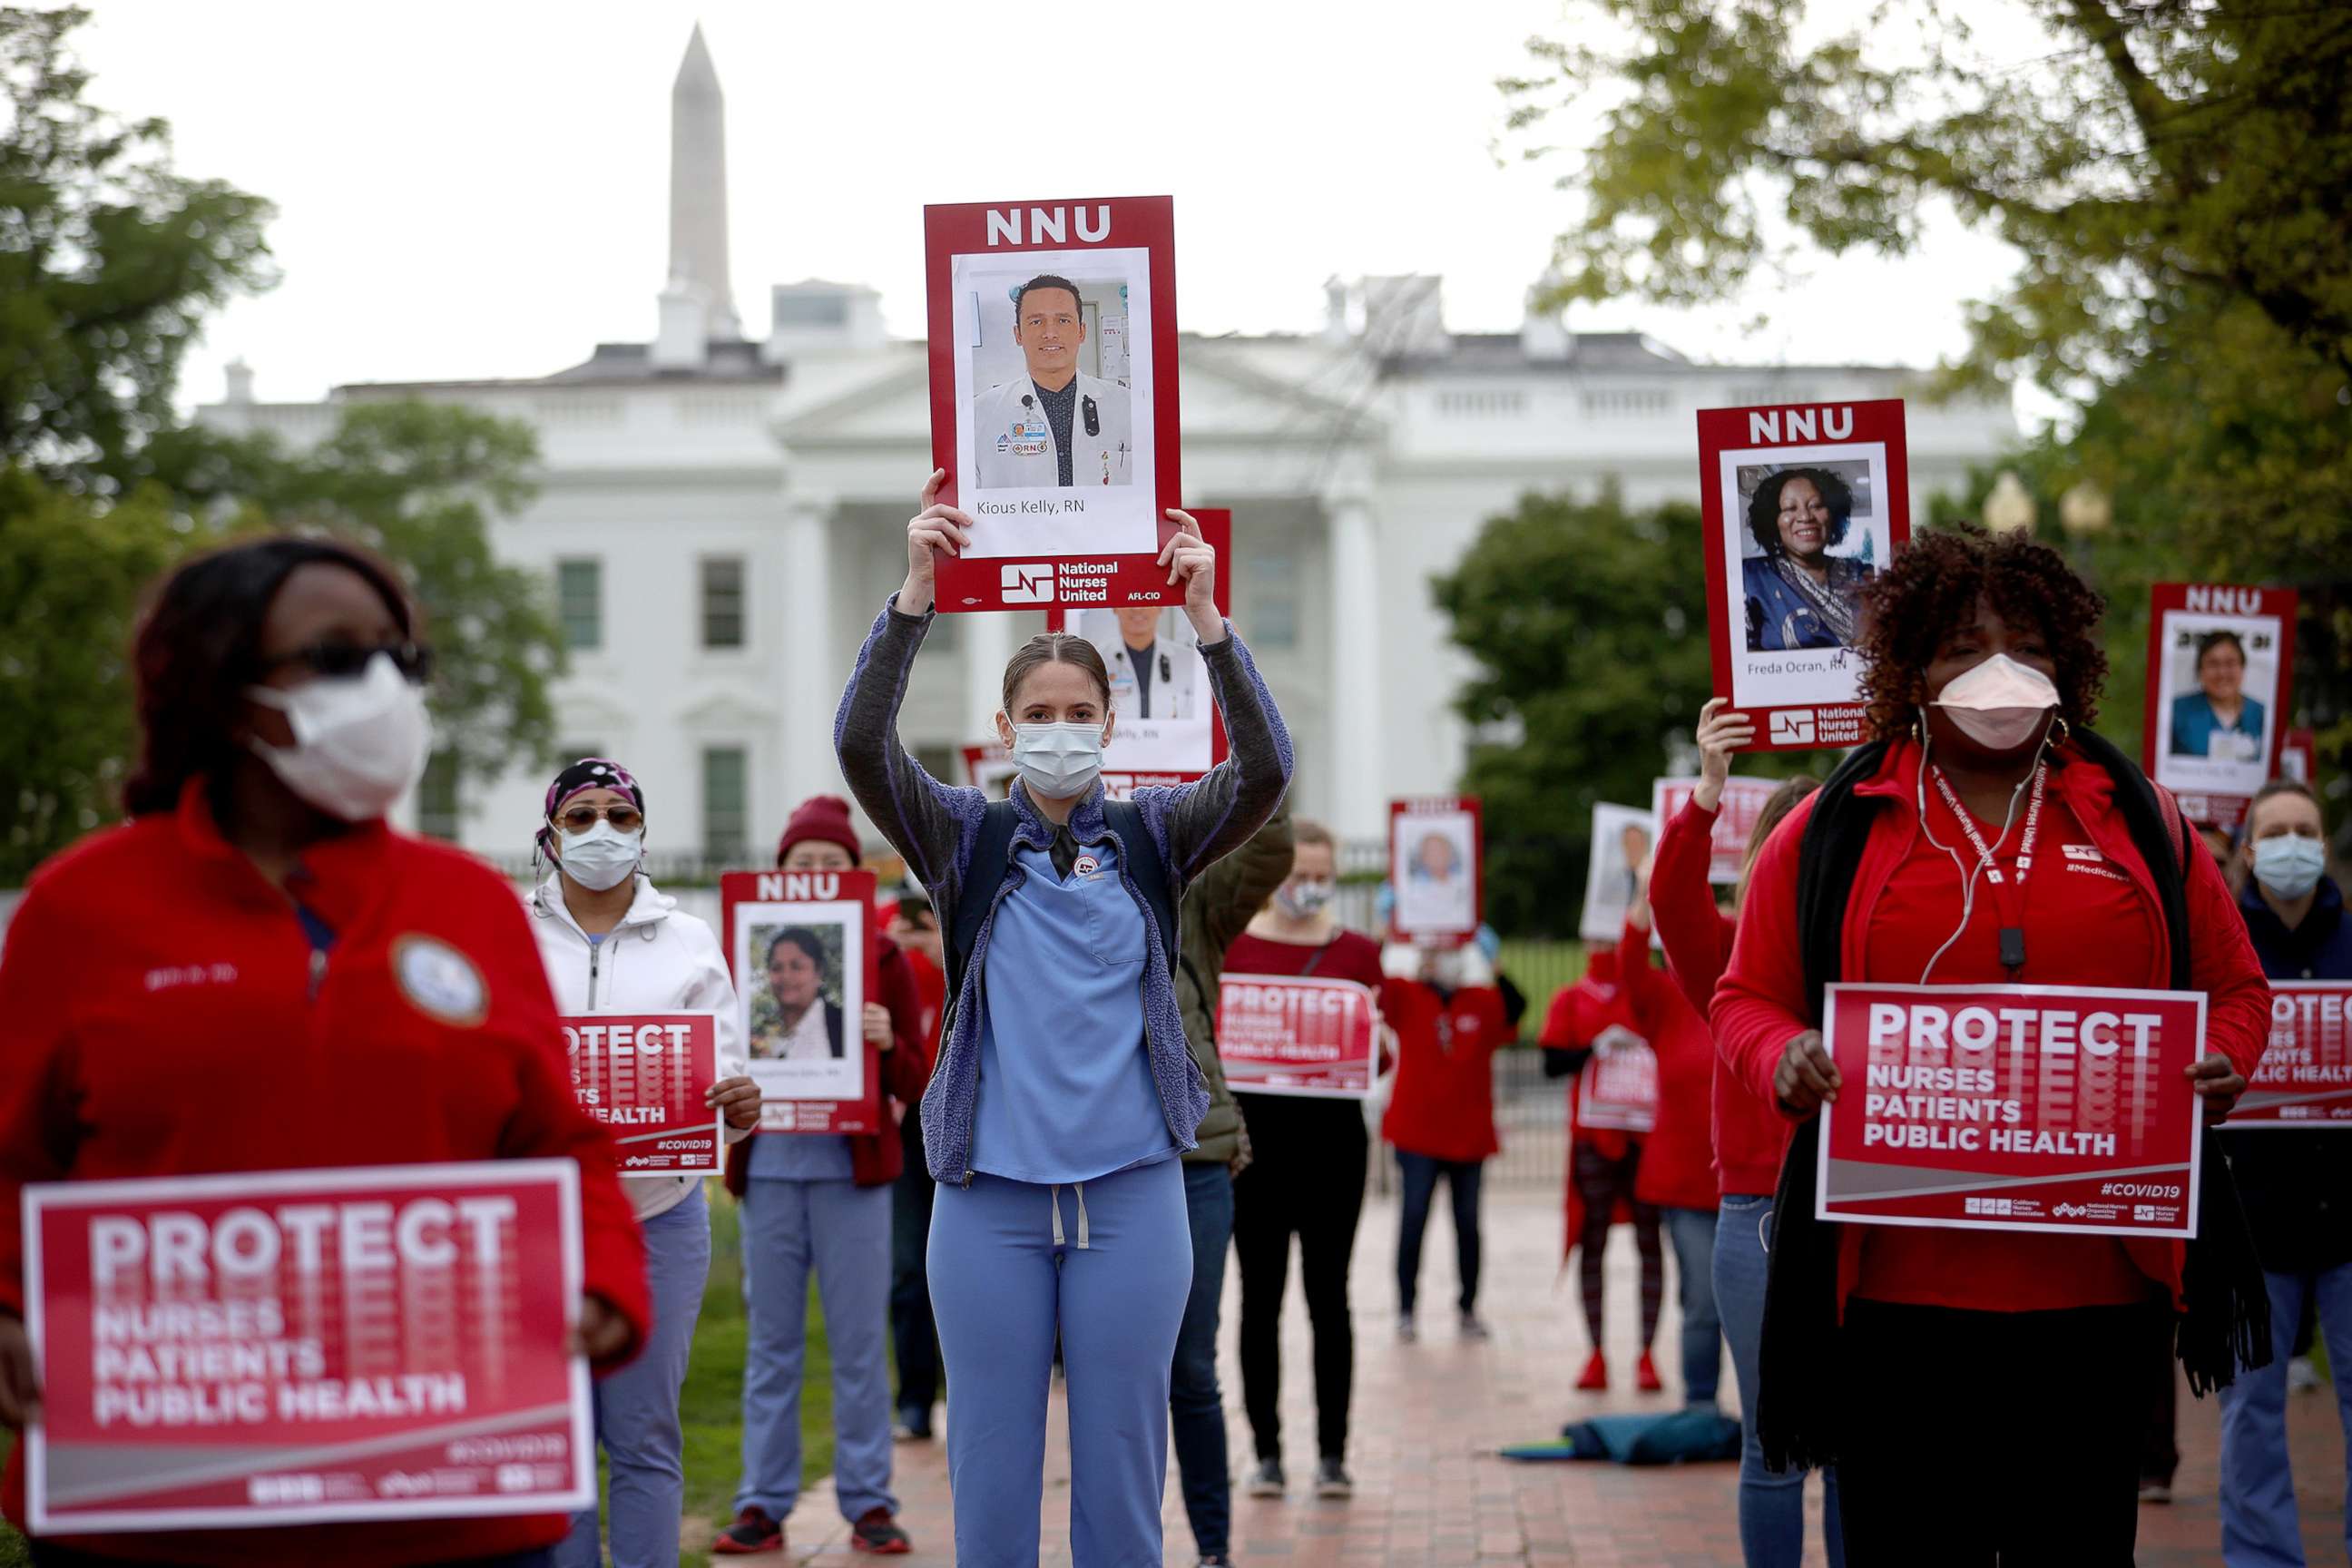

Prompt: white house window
[
  {"left": 556, "top": 557, "right": 602, "bottom": 652},
  {"left": 1250, "top": 548, "right": 1299, "bottom": 651},
  {"left": 416, "top": 750, "right": 461, "bottom": 841},
  {"left": 1434, "top": 389, "right": 1527, "bottom": 417},
  {"left": 701, "top": 746, "right": 748, "bottom": 862},
  {"left": 701, "top": 556, "right": 747, "bottom": 650},
  {"left": 1580, "top": 388, "right": 1672, "bottom": 417}
]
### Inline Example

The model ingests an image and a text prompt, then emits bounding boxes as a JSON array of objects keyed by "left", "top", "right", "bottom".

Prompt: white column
[
  {"left": 779, "top": 489, "right": 837, "bottom": 808},
  {"left": 963, "top": 612, "right": 1016, "bottom": 744},
  {"left": 1325, "top": 483, "right": 1386, "bottom": 838}
]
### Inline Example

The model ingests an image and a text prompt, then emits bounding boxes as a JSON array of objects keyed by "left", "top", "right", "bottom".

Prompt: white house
[{"left": 199, "top": 27, "right": 2016, "bottom": 865}]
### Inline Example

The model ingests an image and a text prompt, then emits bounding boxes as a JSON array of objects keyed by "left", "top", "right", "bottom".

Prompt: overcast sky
[{"left": 71, "top": 0, "right": 2031, "bottom": 412}]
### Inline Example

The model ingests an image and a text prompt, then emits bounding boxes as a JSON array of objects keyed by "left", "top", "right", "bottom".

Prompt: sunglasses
[
  {"left": 260, "top": 640, "right": 436, "bottom": 683},
  {"left": 555, "top": 804, "right": 644, "bottom": 834}
]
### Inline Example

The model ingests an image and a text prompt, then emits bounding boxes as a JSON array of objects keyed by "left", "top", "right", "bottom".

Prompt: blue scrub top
[{"left": 971, "top": 836, "right": 1175, "bottom": 1185}]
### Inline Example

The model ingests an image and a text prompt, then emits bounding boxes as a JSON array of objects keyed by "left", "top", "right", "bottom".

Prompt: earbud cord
[{"left": 1914, "top": 719, "right": 2047, "bottom": 985}]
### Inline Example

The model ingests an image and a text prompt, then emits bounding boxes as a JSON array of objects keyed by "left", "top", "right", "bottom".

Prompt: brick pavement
[{"left": 779, "top": 1187, "right": 2345, "bottom": 1564}]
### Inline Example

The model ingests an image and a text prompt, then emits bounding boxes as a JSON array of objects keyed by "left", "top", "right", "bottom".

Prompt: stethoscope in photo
[{"left": 1913, "top": 713, "right": 2060, "bottom": 985}]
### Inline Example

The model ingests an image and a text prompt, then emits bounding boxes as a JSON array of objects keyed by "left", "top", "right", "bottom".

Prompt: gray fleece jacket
[{"left": 833, "top": 596, "right": 1295, "bottom": 1184}]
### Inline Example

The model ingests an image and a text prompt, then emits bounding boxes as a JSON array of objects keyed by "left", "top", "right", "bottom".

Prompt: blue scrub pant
[
  {"left": 1714, "top": 1193, "right": 1844, "bottom": 1568},
  {"left": 2220, "top": 1262, "right": 2352, "bottom": 1567},
  {"left": 734, "top": 1177, "right": 897, "bottom": 1524},
  {"left": 556, "top": 1182, "right": 710, "bottom": 1568},
  {"left": 930, "top": 1160, "right": 1191, "bottom": 1568}
]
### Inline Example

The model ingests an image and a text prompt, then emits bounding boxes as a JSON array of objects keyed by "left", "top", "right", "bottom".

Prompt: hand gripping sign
[
  {"left": 562, "top": 1012, "right": 721, "bottom": 1175},
  {"left": 1045, "top": 506, "right": 1230, "bottom": 796},
  {"left": 1217, "top": 975, "right": 1381, "bottom": 1099},
  {"left": 1815, "top": 982, "right": 2207, "bottom": 1238},
  {"left": 720, "top": 868, "right": 883, "bottom": 1135},
  {"left": 1390, "top": 797, "right": 1483, "bottom": 947},
  {"left": 2230, "top": 983, "right": 2352, "bottom": 1128},
  {"left": 2141, "top": 583, "right": 2298, "bottom": 829},
  {"left": 1697, "top": 399, "right": 1912, "bottom": 752},
  {"left": 1575, "top": 1024, "right": 1660, "bottom": 1133},
  {"left": 24, "top": 1161, "right": 590, "bottom": 1533},
  {"left": 926, "top": 195, "right": 1181, "bottom": 612}
]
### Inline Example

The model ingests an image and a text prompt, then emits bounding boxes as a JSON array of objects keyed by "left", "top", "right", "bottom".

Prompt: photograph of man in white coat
[
  {"left": 971, "top": 273, "right": 1133, "bottom": 489},
  {"left": 1088, "top": 606, "right": 1200, "bottom": 722}
]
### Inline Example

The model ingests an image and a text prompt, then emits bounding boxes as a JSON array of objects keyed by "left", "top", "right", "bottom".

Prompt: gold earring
[{"left": 2051, "top": 715, "right": 2073, "bottom": 746}]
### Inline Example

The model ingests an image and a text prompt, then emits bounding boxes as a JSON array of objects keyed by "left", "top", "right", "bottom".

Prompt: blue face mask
[{"left": 2252, "top": 835, "right": 2326, "bottom": 901}]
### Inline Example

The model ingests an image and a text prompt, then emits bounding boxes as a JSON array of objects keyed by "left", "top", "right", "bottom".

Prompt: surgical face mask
[
  {"left": 1009, "top": 721, "right": 1105, "bottom": 800},
  {"left": 245, "top": 652, "right": 430, "bottom": 822},
  {"left": 1276, "top": 877, "right": 1334, "bottom": 919},
  {"left": 2252, "top": 835, "right": 2326, "bottom": 901},
  {"left": 560, "top": 821, "right": 643, "bottom": 891},
  {"left": 1930, "top": 653, "right": 2060, "bottom": 752}
]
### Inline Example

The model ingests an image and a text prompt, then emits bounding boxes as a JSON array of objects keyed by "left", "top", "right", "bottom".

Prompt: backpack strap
[
  {"left": 1105, "top": 799, "right": 1180, "bottom": 977},
  {"left": 946, "top": 799, "right": 1020, "bottom": 1002}
]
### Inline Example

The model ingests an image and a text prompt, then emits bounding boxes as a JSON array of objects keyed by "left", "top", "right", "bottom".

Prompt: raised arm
[
  {"left": 832, "top": 473, "right": 985, "bottom": 896},
  {"left": 1651, "top": 799, "right": 1731, "bottom": 1016},
  {"left": 1186, "top": 793, "right": 1297, "bottom": 955}
]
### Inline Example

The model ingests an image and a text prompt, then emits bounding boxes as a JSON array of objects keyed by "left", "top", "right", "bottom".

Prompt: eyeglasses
[
  {"left": 260, "top": 641, "right": 436, "bottom": 683},
  {"left": 556, "top": 804, "right": 644, "bottom": 834}
]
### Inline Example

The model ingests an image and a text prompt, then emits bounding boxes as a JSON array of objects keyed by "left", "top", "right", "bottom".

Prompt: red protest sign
[
  {"left": 562, "top": 1012, "right": 720, "bottom": 1175},
  {"left": 1390, "top": 797, "right": 1482, "bottom": 946},
  {"left": 1216, "top": 975, "right": 1380, "bottom": 1099},
  {"left": 926, "top": 196, "right": 1181, "bottom": 613},
  {"left": 1697, "top": 399, "right": 1911, "bottom": 752},
  {"left": 2230, "top": 982, "right": 2352, "bottom": 1128},
  {"left": 2142, "top": 583, "right": 2298, "bottom": 829},
  {"left": 24, "top": 1161, "right": 590, "bottom": 1534},
  {"left": 720, "top": 869, "right": 883, "bottom": 1135},
  {"left": 1575, "top": 1026, "right": 1659, "bottom": 1133},
  {"left": 960, "top": 742, "right": 1018, "bottom": 800},
  {"left": 1651, "top": 776, "right": 1785, "bottom": 884},
  {"left": 1046, "top": 506, "right": 1231, "bottom": 792},
  {"left": 1815, "top": 982, "right": 2206, "bottom": 1238}
]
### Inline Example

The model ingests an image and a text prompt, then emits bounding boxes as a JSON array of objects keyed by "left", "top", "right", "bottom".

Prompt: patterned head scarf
[{"left": 534, "top": 757, "right": 646, "bottom": 860}]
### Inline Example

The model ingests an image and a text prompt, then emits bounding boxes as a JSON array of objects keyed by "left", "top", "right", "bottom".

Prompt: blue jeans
[
  {"left": 890, "top": 1138, "right": 940, "bottom": 1429},
  {"left": 557, "top": 1182, "right": 710, "bottom": 1568},
  {"left": 1714, "top": 1193, "right": 1844, "bottom": 1568},
  {"left": 1171, "top": 1161, "right": 1235, "bottom": 1557},
  {"left": 735, "top": 1178, "right": 897, "bottom": 1523},
  {"left": 1396, "top": 1152, "right": 1482, "bottom": 1317},
  {"left": 1662, "top": 1204, "right": 1723, "bottom": 1409},
  {"left": 2220, "top": 1261, "right": 2352, "bottom": 1566}
]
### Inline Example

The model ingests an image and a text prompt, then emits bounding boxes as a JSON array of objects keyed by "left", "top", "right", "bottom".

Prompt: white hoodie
[{"left": 530, "top": 873, "right": 750, "bottom": 1221}]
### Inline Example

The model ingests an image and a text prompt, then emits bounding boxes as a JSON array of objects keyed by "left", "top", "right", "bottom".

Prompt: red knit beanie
[{"left": 777, "top": 794, "right": 862, "bottom": 867}]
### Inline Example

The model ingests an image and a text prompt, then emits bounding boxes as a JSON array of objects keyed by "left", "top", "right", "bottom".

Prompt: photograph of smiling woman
[{"left": 1740, "top": 465, "right": 1877, "bottom": 652}]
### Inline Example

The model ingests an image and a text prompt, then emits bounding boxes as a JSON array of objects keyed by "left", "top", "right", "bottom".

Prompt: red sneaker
[
  {"left": 712, "top": 1506, "right": 784, "bottom": 1554},
  {"left": 850, "top": 1507, "right": 913, "bottom": 1555},
  {"left": 1575, "top": 1350, "right": 1608, "bottom": 1391},
  {"left": 1636, "top": 1350, "right": 1664, "bottom": 1393}
]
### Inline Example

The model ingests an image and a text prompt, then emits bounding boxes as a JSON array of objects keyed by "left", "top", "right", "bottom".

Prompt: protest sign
[
  {"left": 720, "top": 869, "right": 881, "bottom": 1134},
  {"left": 1216, "top": 975, "right": 1380, "bottom": 1099},
  {"left": 2144, "top": 583, "right": 2297, "bottom": 828},
  {"left": 1390, "top": 797, "right": 1482, "bottom": 946},
  {"left": 1047, "top": 506, "right": 1231, "bottom": 793},
  {"left": 2281, "top": 728, "right": 2318, "bottom": 784},
  {"left": 1815, "top": 982, "right": 2206, "bottom": 1238},
  {"left": 561, "top": 1012, "right": 720, "bottom": 1175},
  {"left": 959, "top": 742, "right": 1018, "bottom": 800},
  {"left": 926, "top": 196, "right": 1181, "bottom": 612},
  {"left": 1578, "top": 803, "right": 1655, "bottom": 944},
  {"left": 1698, "top": 399, "right": 1911, "bottom": 751},
  {"left": 1651, "top": 776, "right": 1784, "bottom": 884},
  {"left": 2230, "top": 982, "right": 2352, "bottom": 1128},
  {"left": 1575, "top": 1024, "right": 1659, "bottom": 1133},
  {"left": 24, "top": 1161, "right": 589, "bottom": 1533}
]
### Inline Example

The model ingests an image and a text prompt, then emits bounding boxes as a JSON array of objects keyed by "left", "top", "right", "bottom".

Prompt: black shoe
[{"left": 1247, "top": 1458, "right": 1285, "bottom": 1497}]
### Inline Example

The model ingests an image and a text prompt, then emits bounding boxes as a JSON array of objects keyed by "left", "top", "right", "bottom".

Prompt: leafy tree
[
  {"left": 0, "top": 6, "right": 276, "bottom": 487},
  {"left": 1434, "top": 485, "right": 1804, "bottom": 936}
]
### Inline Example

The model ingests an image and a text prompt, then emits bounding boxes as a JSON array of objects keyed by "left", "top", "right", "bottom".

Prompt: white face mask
[
  {"left": 559, "top": 821, "right": 643, "bottom": 891},
  {"left": 1276, "top": 877, "right": 1335, "bottom": 918},
  {"left": 1009, "top": 720, "right": 1106, "bottom": 800},
  {"left": 1931, "top": 653, "right": 2060, "bottom": 752},
  {"left": 2252, "top": 835, "right": 2326, "bottom": 901},
  {"left": 245, "top": 652, "right": 431, "bottom": 822}
]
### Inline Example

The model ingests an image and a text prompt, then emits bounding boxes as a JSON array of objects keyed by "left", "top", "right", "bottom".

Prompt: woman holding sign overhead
[
  {"left": 0, "top": 537, "right": 651, "bottom": 1568},
  {"left": 1712, "top": 524, "right": 2271, "bottom": 1562},
  {"left": 526, "top": 757, "right": 760, "bottom": 1568},
  {"left": 834, "top": 472, "right": 1291, "bottom": 1568}
]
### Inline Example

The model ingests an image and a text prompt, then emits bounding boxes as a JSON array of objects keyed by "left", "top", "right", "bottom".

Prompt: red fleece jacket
[
  {"left": 1614, "top": 918, "right": 1720, "bottom": 1212},
  {"left": 0, "top": 781, "right": 650, "bottom": 1565}
]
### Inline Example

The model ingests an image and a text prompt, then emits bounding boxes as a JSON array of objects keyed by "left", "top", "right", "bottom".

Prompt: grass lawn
[{"left": 0, "top": 1181, "right": 835, "bottom": 1568}]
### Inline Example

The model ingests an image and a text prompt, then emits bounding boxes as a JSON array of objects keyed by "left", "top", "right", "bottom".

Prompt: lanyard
[{"left": 1930, "top": 762, "right": 2046, "bottom": 975}]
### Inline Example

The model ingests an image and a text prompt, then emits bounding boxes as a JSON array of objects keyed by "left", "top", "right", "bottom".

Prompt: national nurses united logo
[{"left": 392, "top": 935, "right": 488, "bottom": 1027}]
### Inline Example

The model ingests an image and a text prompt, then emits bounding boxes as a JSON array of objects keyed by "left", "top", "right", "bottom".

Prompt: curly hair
[
  {"left": 1853, "top": 523, "right": 2108, "bottom": 742},
  {"left": 1746, "top": 466, "right": 1854, "bottom": 557}
]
